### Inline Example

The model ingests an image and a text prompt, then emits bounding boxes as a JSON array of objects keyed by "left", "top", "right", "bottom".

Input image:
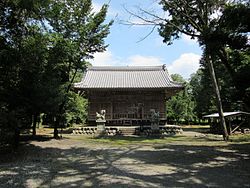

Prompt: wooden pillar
[
  {"left": 110, "top": 102, "right": 113, "bottom": 120},
  {"left": 164, "top": 90, "right": 167, "bottom": 119},
  {"left": 228, "top": 119, "right": 232, "bottom": 135},
  {"left": 142, "top": 105, "right": 144, "bottom": 119}
]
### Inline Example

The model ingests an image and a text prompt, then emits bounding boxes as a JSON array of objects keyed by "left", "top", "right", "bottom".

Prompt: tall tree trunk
[
  {"left": 206, "top": 51, "right": 229, "bottom": 141},
  {"left": 13, "top": 127, "right": 20, "bottom": 149},
  {"left": 32, "top": 113, "right": 38, "bottom": 136},
  {"left": 54, "top": 115, "right": 60, "bottom": 139}
]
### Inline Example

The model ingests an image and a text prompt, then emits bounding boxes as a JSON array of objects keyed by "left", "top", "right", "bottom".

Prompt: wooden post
[
  {"left": 228, "top": 119, "right": 232, "bottom": 135},
  {"left": 142, "top": 105, "right": 144, "bottom": 119},
  {"left": 110, "top": 102, "right": 113, "bottom": 120}
]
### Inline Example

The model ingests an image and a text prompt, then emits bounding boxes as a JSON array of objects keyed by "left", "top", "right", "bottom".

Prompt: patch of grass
[
  {"left": 67, "top": 134, "right": 225, "bottom": 146},
  {"left": 66, "top": 134, "right": 189, "bottom": 145},
  {"left": 66, "top": 132, "right": 250, "bottom": 146},
  {"left": 182, "top": 125, "right": 210, "bottom": 129},
  {"left": 230, "top": 134, "right": 250, "bottom": 143},
  {"left": 182, "top": 125, "right": 210, "bottom": 133}
]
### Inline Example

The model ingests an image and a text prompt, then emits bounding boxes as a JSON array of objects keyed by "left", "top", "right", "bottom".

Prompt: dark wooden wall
[{"left": 87, "top": 90, "right": 168, "bottom": 121}]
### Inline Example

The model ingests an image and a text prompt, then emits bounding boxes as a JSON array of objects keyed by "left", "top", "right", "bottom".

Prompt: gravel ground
[{"left": 0, "top": 134, "right": 250, "bottom": 188}]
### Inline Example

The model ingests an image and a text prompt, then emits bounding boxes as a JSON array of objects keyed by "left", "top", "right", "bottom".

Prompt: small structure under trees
[
  {"left": 74, "top": 65, "right": 183, "bottom": 126},
  {"left": 204, "top": 111, "right": 250, "bottom": 135}
]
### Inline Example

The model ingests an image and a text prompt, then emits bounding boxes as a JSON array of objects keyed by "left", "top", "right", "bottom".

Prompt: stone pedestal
[
  {"left": 96, "top": 120, "right": 106, "bottom": 135},
  {"left": 151, "top": 123, "right": 159, "bottom": 131},
  {"left": 151, "top": 123, "right": 160, "bottom": 137}
]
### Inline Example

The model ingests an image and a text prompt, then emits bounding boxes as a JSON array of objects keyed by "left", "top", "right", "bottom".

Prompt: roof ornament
[{"left": 162, "top": 64, "right": 166, "bottom": 71}]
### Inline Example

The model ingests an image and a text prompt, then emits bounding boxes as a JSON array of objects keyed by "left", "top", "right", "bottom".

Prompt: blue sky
[{"left": 91, "top": 0, "right": 202, "bottom": 79}]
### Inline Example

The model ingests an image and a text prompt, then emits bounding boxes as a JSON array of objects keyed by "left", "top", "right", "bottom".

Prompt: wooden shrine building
[{"left": 74, "top": 65, "right": 183, "bottom": 125}]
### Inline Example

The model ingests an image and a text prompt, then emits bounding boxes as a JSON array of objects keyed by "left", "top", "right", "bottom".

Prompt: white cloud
[
  {"left": 128, "top": 55, "right": 163, "bottom": 66},
  {"left": 90, "top": 50, "right": 120, "bottom": 66},
  {"left": 90, "top": 51, "right": 163, "bottom": 67},
  {"left": 90, "top": 51, "right": 201, "bottom": 79},
  {"left": 167, "top": 53, "right": 201, "bottom": 79}
]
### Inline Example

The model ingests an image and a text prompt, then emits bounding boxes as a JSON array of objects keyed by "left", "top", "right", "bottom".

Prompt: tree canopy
[
  {"left": 166, "top": 74, "right": 196, "bottom": 124},
  {"left": 128, "top": 0, "right": 250, "bottom": 140},
  {"left": 0, "top": 0, "right": 112, "bottom": 144}
]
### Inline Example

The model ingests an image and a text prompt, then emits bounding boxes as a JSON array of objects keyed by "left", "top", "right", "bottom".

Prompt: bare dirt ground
[{"left": 0, "top": 130, "right": 250, "bottom": 188}]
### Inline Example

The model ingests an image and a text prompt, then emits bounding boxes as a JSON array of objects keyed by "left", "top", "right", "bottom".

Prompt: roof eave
[{"left": 73, "top": 86, "right": 183, "bottom": 91}]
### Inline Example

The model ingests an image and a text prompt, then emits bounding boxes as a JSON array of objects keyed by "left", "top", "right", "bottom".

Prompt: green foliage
[
  {"left": 226, "top": 48, "right": 250, "bottom": 111},
  {"left": 190, "top": 48, "right": 250, "bottom": 117},
  {"left": 0, "top": 0, "right": 50, "bottom": 142},
  {"left": 166, "top": 74, "right": 196, "bottom": 124},
  {"left": 0, "top": 0, "right": 112, "bottom": 142},
  {"left": 158, "top": 0, "right": 227, "bottom": 45},
  {"left": 44, "top": 0, "right": 112, "bottom": 137},
  {"left": 64, "top": 92, "right": 88, "bottom": 125},
  {"left": 156, "top": 1, "right": 249, "bottom": 139},
  {"left": 190, "top": 68, "right": 217, "bottom": 118}
]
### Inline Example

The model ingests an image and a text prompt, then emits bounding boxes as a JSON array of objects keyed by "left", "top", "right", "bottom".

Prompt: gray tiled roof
[{"left": 74, "top": 65, "right": 183, "bottom": 89}]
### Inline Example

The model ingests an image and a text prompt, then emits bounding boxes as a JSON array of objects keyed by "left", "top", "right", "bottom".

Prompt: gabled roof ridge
[
  {"left": 74, "top": 65, "right": 184, "bottom": 89},
  {"left": 88, "top": 65, "right": 164, "bottom": 71}
]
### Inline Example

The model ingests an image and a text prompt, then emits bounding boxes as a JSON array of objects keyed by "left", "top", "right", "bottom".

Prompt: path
[{"left": 0, "top": 135, "right": 250, "bottom": 187}]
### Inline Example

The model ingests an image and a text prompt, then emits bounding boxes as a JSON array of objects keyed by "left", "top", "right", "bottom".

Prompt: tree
[
  {"left": 190, "top": 69, "right": 215, "bottom": 119},
  {"left": 166, "top": 74, "right": 196, "bottom": 124},
  {"left": 64, "top": 92, "right": 88, "bottom": 125},
  {"left": 18, "top": 28, "right": 52, "bottom": 136},
  {"left": 0, "top": 0, "right": 51, "bottom": 144},
  {"left": 0, "top": 0, "right": 113, "bottom": 145},
  {"left": 203, "top": 3, "right": 250, "bottom": 111},
  {"left": 126, "top": 0, "right": 250, "bottom": 140},
  {"left": 217, "top": 3, "right": 250, "bottom": 110},
  {"left": 190, "top": 53, "right": 249, "bottom": 119},
  {"left": 45, "top": 0, "right": 113, "bottom": 138}
]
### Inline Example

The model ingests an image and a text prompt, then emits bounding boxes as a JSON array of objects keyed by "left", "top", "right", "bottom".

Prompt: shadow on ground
[{"left": 0, "top": 136, "right": 250, "bottom": 188}]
